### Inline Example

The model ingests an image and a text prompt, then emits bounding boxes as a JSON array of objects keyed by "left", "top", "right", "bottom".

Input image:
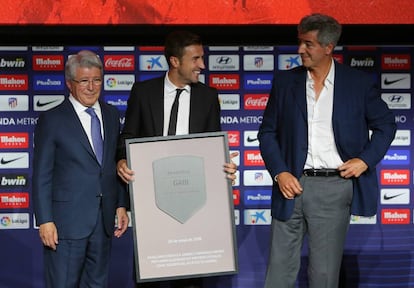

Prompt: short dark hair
[
  {"left": 164, "top": 30, "right": 203, "bottom": 66},
  {"left": 298, "top": 13, "right": 342, "bottom": 47}
]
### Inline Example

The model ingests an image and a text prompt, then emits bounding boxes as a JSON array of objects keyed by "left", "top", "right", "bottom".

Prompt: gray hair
[
  {"left": 65, "top": 50, "right": 103, "bottom": 81},
  {"left": 298, "top": 13, "right": 342, "bottom": 47}
]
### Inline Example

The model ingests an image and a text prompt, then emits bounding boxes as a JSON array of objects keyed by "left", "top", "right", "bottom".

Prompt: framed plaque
[{"left": 126, "top": 132, "right": 238, "bottom": 283}]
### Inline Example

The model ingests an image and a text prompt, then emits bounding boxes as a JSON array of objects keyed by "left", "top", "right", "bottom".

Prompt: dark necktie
[
  {"left": 168, "top": 88, "right": 184, "bottom": 136},
  {"left": 85, "top": 107, "right": 103, "bottom": 165}
]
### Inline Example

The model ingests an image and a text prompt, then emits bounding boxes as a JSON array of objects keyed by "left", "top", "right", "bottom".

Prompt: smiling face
[
  {"left": 66, "top": 66, "right": 102, "bottom": 107},
  {"left": 297, "top": 30, "right": 333, "bottom": 71},
  {"left": 168, "top": 44, "right": 205, "bottom": 87}
]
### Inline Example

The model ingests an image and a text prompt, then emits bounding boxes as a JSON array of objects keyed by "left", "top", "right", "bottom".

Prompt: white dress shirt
[
  {"left": 69, "top": 95, "right": 104, "bottom": 153},
  {"left": 304, "top": 61, "right": 343, "bottom": 169},
  {"left": 163, "top": 73, "right": 190, "bottom": 136}
]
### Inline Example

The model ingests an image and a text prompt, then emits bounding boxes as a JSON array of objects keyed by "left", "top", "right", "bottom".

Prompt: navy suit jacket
[
  {"left": 258, "top": 62, "right": 396, "bottom": 221},
  {"left": 33, "top": 98, "right": 128, "bottom": 239},
  {"left": 117, "top": 76, "right": 221, "bottom": 160}
]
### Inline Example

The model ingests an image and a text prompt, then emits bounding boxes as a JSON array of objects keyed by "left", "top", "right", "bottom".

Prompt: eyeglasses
[{"left": 72, "top": 78, "right": 102, "bottom": 87}]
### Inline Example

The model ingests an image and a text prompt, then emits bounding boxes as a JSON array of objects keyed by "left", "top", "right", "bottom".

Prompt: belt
[{"left": 303, "top": 169, "right": 340, "bottom": 177}]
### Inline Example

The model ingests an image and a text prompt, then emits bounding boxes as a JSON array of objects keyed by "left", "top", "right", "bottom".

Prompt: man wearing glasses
[{"left": 33, "top": 50, "right": 129, "bottom": 288}]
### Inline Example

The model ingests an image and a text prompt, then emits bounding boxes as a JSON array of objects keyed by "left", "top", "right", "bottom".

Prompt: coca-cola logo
[
  {"left": 244, "top": 94, "right": 268, "bottom": 110},
  {"left": 104, "top": 55, "right": 135, "bottom": 71}
]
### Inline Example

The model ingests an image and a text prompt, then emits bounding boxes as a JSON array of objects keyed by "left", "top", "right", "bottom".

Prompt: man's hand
[
  {"left": 338, "top": 158, "right": 368, "bottom": 178},
  {"left": 114, "top": 207, "right": 129, "bottom": 238},
  {"left": 39, "top": 222, "right": 58, "bottom": 250},
  {"left": 224, "top": 151, "right": 239, "bottom": 185},
  {"left": 117, "top": 159, "right": 135, "bottom": 184},
  {"left": 276, "top": 172, "right": 303, "bottom": 199}
]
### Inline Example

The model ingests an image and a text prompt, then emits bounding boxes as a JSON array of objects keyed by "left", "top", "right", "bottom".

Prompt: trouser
[{"left": 264, "top": 175, "right": 352, "bottom": 288}]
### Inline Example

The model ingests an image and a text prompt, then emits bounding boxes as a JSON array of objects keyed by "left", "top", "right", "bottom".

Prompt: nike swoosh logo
[
  {"left": 36, "top": 99, "right": 59, "bottom": 107},
  {"left": 383, "top": 77, "right": 406, "bottom": 85},
  {"left": 0, "top": 156, "right": 24, "bottom": 165},
  {"left": 247, "top": 136, "right": 258, "bottom": 142},
  {"left": 383, "top": 193, "right": 404, "bottom": 200}
]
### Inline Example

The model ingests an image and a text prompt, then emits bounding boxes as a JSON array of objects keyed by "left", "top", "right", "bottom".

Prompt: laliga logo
[
  {"left": 106, "top": 77, "right": 117, "bottom": 88},
  {"left": 1, "top": 216, "right": 11, "bottom": 226}
]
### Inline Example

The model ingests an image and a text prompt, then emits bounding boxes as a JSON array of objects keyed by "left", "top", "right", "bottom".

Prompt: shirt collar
[
  {"left": 165, "top": 73, "right": 190, "bottom": 94},
  {"left": 325, "top": 59, "right": 335, "bottom": 86},
  {"left": 306, "top": 59, "right": 335, "bottom": 86},
  {"left": 69, "top": 94, "right": 101, "bottom": 114}
]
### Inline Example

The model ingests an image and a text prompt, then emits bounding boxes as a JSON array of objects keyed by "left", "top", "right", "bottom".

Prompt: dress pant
[
  {"left": 264, "top": 175, "right": 352, "bottom": 288},
  {"left": 44, "top": 208, "right": 112, "bottom": 288}
]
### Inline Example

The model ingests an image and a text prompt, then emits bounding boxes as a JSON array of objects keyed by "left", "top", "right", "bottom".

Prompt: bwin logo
[
  {"left": 388, "top": 94, "right": 403, "bottom": 103},
  {"left": 216, "top": 56, "right": 232, "bottom": 65}
]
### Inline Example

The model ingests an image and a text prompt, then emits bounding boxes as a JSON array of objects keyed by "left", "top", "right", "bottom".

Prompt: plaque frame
[{"left": 126, "top": 132, "right": 238, "bottom": 283}]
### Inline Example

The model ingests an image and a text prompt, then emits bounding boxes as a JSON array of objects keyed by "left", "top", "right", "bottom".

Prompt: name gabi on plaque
[{"left": 152, "top": 155, "right": 206, "bottom": 223}]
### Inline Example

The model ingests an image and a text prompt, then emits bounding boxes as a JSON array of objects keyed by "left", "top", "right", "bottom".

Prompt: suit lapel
[
  {"left": 100, "top": 102, "right": 111, "bottom": 166},
  {"left": 293, "top": 69, "right": 307, "bottom": 121},
  {"left": 332, "top": 63, "right": 345, "bottom": 124},
  {"left": 150, "top": 78, "right": 165, "bottom": 136},
  {"left": 188, "top": 83, "right": 203, "bottom": 133},
  {"left": 62, "top": 99, "right": 96, "bottom": 161}
]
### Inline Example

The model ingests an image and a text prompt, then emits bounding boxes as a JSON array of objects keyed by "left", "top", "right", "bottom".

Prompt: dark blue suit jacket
[
  {"left": 258, "top": 62, "right": 396, "bottom": 221},
  {"left": 33, "top": 98, "right": 128, "bottom": 239}
]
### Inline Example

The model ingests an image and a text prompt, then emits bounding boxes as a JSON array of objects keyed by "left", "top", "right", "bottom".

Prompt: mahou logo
[
  {"left": 380, "top": 170, "right": 410, "bottom": 185},
  {"left": 104, "top": 55, "right": 135, "bottom": 71},
  {"left": 244, "top": 94, "right": 268, "bottom": 110},
  {"left": 0, "top": 75, "right": 28, "bottom": 90},
  {"left": 381, "top": 209, "right": 410, "bottom": 224},
  {"left": 0, "top": 133, "right": 29, "bottom": 148},
  {"left": 227, "top": 131, "right": 240, "bottom": 147},
  {"left": 0, "top": 192, "right": 29, "bottom": 209},
  {"left": 381, "top": 54, "right": 411, "bottom": 70},
  {"left": 244, "top": 150, "right": 264, "bottom": 166},
  {"left": 32, "top": 55, "right": 64, "bottom": 71},
  {"left": 209, "top": 74, "right": 239, "bottom": 90}
]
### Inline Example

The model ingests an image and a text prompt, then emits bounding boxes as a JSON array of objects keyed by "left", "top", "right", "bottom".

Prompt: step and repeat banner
[{"left": 0, "top": 45, "right": 413, "bottom": 287}]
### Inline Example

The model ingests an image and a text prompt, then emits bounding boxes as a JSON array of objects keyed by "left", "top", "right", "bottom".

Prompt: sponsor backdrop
[{"left": 0, "top": 45, "right": 413, "bottom": 287}]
